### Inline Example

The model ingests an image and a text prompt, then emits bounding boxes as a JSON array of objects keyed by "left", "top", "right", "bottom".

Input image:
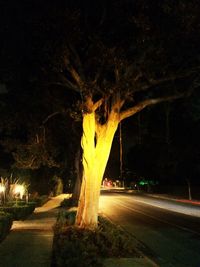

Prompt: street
[{"left": 99, "top": 190, "right": 200, "bottom": 267}]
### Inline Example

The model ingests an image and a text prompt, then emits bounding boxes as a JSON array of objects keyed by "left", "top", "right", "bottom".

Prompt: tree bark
[
  {"left": 72, "top": 148, "right": 82, "bottom": 205},
  {"left": 75, "top": 111, "right": 118, "bottom": 229}
]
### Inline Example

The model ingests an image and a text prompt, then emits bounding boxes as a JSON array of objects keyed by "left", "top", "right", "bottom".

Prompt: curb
[
  {"left": 100, "top": 212, "right": 160, "bottom": 267},
  {"left": 143, "top": 193, "right": 200, "bottom": 206}
]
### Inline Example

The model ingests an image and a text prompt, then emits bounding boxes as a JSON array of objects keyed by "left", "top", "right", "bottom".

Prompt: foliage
[
  {"left": 52, "top": 210, "right": 139, "bottom": 267},
  {"left": 0, "top": 176, "right": 36, "bottom": 220},
  {"left": 53, "top": 176, "right": 63, "bottom": 196},
  {"left": 60, "top": 198, "right": 75, "bottom": 209},
  {"left": 29, "top": 194, "right": 49, "bottom": 207},
  {"left": 0, "top": 203, "right": 35, "bottom": 220},
  {"left": 0, "top": 176, "right": 28, "bottom": 206},
  {"left": 0, "top": 211, "right": 13, "bottom": 242}
]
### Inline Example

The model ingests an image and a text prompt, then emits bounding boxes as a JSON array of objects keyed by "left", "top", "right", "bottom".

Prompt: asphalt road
[{"left": 99, "top": 190, "right": 200, "bottom": 267}]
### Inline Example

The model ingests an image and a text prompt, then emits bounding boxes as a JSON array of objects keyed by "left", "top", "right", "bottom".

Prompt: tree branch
[
  {"left": 133, "top": 67, "right": 200, "bottom": 93},
  {"left": 53, "top": 80, "right": 80, "bottom": 92},
  {"left": 13, "top": 153, "right": 36, "bottom": 169},
  {"left": 111, "top": 93, "right": 125, "bottom": 113},
  {"left": 95, "top": 121, "right": 104, "bottom": 139},
  {"left": 43, "top": 112, "right": 60, "bottom": 124},
  {"left": 120, "top": 91, "right": 189, "bottom": 122},
  {"left": 93, "top": 98, "right": 103, "bottom": 111},
  {"left": 68, "top": 66, "right": 84, "bottom": 88},
  {"left": 42, "top": 71, "right": 81, "bottom": 92}
]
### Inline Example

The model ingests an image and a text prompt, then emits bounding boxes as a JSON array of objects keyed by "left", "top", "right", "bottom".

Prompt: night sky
[{"left": 0, "top": 0, "right": 200, "bottom": 195}]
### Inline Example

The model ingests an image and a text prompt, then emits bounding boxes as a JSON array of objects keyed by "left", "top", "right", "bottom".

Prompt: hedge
[
  {"left": 51, "top": 211, "right": 139, "bottom": 267},
  {"left": 0, "top": 204, "right": 35, "bottom": 220},
  {"left": 0, "top": 211, "right": 13, "bottom": 241}
]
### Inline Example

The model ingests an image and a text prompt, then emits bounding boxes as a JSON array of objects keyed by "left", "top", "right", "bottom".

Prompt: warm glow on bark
[{"left": 75, "top": 101, "right": 119, "bottom": 229}]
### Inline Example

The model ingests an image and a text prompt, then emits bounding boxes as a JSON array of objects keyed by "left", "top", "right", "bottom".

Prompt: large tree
[{"left": 54, "top": 1, "right": 199, "bottom": 228}]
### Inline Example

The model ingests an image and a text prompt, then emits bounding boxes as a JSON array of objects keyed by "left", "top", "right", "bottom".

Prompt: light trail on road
[
  {"left": 99, "top": 191, "right": 200, "bottom": 267},
  {"left": 110, "top": 197, "right": 200, "bottom": 236}
]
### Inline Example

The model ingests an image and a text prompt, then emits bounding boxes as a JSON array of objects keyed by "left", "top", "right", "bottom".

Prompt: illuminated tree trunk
[
  {"left": 75, "top": 109, "right": 119, "bottom": 229},
  {"left": 72, "top": 149, "right": 82, "bottom": 205}
]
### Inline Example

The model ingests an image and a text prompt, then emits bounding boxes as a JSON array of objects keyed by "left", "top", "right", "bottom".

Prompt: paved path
[{"left": 0, "top": 194, "right": 69, "bottom": 267}]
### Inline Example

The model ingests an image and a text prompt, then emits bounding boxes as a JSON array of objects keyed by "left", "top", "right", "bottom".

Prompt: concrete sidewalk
[{"left": 0, "top": 194, "right": 69, "bottom": 267}]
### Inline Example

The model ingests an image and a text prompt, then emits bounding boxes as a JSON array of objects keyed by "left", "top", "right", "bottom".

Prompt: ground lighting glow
[
  {"left": 13, "top": 184, "right": 25, "bottom": 199},
  {"left": 0, "top": 184, "right": 5, "bottom": 193}
]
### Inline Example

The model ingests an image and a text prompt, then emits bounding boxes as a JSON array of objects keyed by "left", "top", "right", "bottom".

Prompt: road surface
[{"left": 99, "top": 190, "right": 200, "bottom": 267}]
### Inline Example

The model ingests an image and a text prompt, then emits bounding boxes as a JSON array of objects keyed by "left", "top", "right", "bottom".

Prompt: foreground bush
[
  {"left": 0, "top": 204, "right": 35, "bottom": 220},
  {"left": 0, "top": 211, "right": 13, "bottom": 241},
  {"left": 6, "top": 201, "right": 36, "bottom": 208},
  {"left": 60, "top": 198, "right": 76, "bottom": 208},
  {"left": 52, "top": 210, "right": 139, "bottom": 267}
]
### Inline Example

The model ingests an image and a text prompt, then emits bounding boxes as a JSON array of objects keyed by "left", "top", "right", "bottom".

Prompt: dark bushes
[
  {"left": 0, "top": 212, "right": 13, "bottom": 241},
  {"left": 0, "top": 204, "right": 35, "bottom": 220},
  {"left": 29, "top": 195, "right": 49, "bottom": 207},
  {"left": 52, "top": 210, "right": 139, "bottom": 267},
  {"left": 60, "top": 198, "right": 76, "bottom": 208}
]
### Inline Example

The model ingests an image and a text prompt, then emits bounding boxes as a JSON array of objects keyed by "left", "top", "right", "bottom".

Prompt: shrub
[
  {"left": 56, "top": 209, "right": 77, "bottom": 226},
  {"left": 29, "top": 195, "right": 49, "bottom": 207},
  {"left": 0, "top": 204, "right": 35, "bottom": 220},
  {"left": 6, "top": 200, "right": 36, "bottom": 208},
  {"left": 52, "top": 211, "right": 139, "bottom": 267},
  {"left": 60, "top": 198, "right": 76, "bottom": 208},
  {"left": 0, "top": 211, "right": 13, "bottom": 241},
  {"left": 52, "top": 226, "right": 103, "bottom": 267}
]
